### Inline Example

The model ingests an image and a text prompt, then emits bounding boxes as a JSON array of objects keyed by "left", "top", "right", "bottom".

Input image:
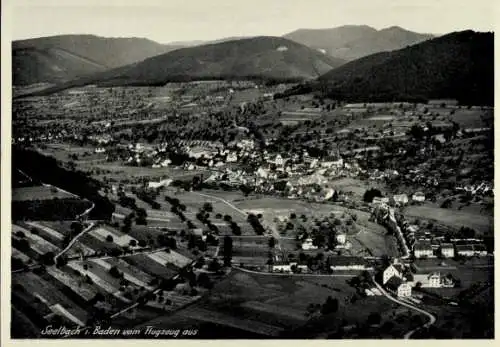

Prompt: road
[
  {"left": 67, "top": 246, "right": 168, "bottom": 263},
  {"left": 192, "top": 191, "right": 283, "bottom": 251},
  {"left": 234, "top": 266, "right": 354, "bottom": 277},
  {"left": 372, "top": 280, "right": 436, "bottom": 339},
  {"left": 54, "top": 222, "right": 95, "bottom": 263}
]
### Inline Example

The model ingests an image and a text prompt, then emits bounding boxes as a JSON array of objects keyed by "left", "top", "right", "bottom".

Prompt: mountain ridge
[
  {"left": 283, "top": 25, "right": 434, "bottom": 60},
  {"left": 18, "top": 36, "right": 347, "bottom": 96},
  {"left": 280, "top": 30, "right": 493, "bottom": 105}
]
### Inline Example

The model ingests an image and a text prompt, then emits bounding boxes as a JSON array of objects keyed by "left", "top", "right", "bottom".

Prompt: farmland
[
  {"left": 142, "top": 269, "right": 428, "bottom": 338},
  {"left": 12, "top": 186, "right": 76, "bottom": 201},
  {"left": 10, "top": 68, "right": 494, "bottom": 339},
  {"left": 404, "top": 204, "right": 493, "bottom": 235}
]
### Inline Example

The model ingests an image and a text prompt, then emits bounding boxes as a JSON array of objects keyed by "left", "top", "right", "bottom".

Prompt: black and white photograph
[{"left": 2, "top": 0, "right": 496, "bottom": 341}]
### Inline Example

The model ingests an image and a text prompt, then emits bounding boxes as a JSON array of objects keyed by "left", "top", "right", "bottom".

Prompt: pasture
[
  {"left": 404, "top": 204, "right": 493, "bottom": 235},
  {"left": 12, "top": 186, "right": 75, "bottom": 201}
]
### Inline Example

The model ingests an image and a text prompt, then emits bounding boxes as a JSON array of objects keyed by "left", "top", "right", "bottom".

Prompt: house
[
  {"left": 473, "top": 244, "right": 488, "bottom": 256},
  {"left": 373, "top": 197, "right": 390, "bottom": 205},
  {"left": 411, "top": 272, "right": 441, "bottom": 288},
  {"left": 441, "top": 274, "right": 456, "bottom": 288},
  {"left": 274, "top": 154, "right": 284, "bottom": 166},
  {"left": 391, "top": 194, "right": 409, "bottom": 206},
  {"left": 256, "top": 167, "right": 269, "bottom": 179},
  {"left": 412, "top": 192, "right": 426, "bottom": 202},
  {"left": 161, "top": 159, "right": 172, "bottom": 167},
  {"left": 383, "top": 262, "right": 404, "bottom": 284},
  {"left": 385, "top": 277, "right": 412, "bottom": 297},
  {"left": 301, "top": 238, "right": 318, "bottom": 250},
  {"left": 336, "top": 233, "right": 347, "bottom": 245},
  {"left": 226, "top": 152, "right": 238, "bottom": 163},
  {"left": 321, "top": 157, "right": 344, "bottom": 169},
  {"left": 414, "top": 240, "right": 433, "bottom": 258},
  {"left": 440, "top": 243, "right": 455, "bottom": 258},
  {"left": 329, "top": 257, "right": 372, "bottom": 271},
  {"left": 455, "top": 244, "right": 475, "bottom": 257},
  {"left": 147, "top": 179, "right": 173, "bottom": 189},
  {"left": 272, "top": 262, "right": 292, "bottom": 273}
]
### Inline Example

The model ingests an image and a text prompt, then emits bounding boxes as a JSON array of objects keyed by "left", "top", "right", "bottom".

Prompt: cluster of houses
[
  {"left": 382, "top": 259, "right": 456, "bottom": 298},
  {"left": 300, "top": 232, "right": 347, "bottom": 250},
  {"left": 372, "top": 191, "right": 426, "bottom": 207},
  {"left": 271, "top": 256, "right": 373, "bottom": 274}
]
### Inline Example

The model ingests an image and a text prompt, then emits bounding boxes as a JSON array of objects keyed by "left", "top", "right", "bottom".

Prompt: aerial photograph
[{"left": 6, "top": 0, "right": 495, "bottom": 340}]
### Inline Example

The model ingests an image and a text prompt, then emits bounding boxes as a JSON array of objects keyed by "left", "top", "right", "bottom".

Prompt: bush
[
  {"left": 363, "top": 188, "right": 382, "bottom": 203},
  {"left": 109, "top": 266, "right": 122, "bottom": 278}
]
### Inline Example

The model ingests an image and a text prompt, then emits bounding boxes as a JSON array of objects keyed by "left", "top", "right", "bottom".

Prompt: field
[
  {"left": 404, "top": 204, "right": 493, "bottom": 235},
  {"left": 12, "top": 272, "right": 89, "bottom": 326},
  {"left": 328, "top": 178, "right": 374, "bottom": 198},
  {"left": 12, "top": 186, "right": 75, "bottom": 201},
  {"left": 141, "top": 269, "right": 427, "bottom": 338},
  {"left": 89, "top": 226, "right": 139, "bottom": 248},
  {"left": 12, "top": 224, "right": 60, "bottom": 255}
]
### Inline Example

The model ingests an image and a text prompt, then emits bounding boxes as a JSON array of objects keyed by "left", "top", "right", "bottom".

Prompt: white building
[
  {"left": 397, "top": 283, "right": 412, "bottom": 297},
  {"left": 414, "top": 240, "right": 433, "bottom": 258},
  {"left": 301, "top": 238, "right": 318, "bottom": 250},
  {"left": 226, "top": 152, "right": 238, "bottom": 163},
  {"left": 412, "top": 192, "right": 426, "bottom": 202},
  {"left": 383, "top": 263, "right": 404, "bottom": 284},
  {"left": 274, "top": 154, "right": 284, "bottom": 166},
  {"left": 392, "top": 194, "right": 409, "bottom": 206},
  {"left": 440, "top": 243, "right": 455, "bottom": 258},
  {"left": 336, "top": 233, "right": 347, "bottom": 245}
]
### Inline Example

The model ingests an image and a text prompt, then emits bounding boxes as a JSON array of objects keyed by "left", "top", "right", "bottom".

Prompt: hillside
[
  {"left": 21, "top": 36, "right": 347, "bottom": 95},
  {"left": 283, "top": 25, "right": 434, "bottom": 60},
  {"left": 13, "top": 35, "right": 184, "bottom": 85},
  {"left": 281, "top": 31, "right": 494, "bottom": 106}
]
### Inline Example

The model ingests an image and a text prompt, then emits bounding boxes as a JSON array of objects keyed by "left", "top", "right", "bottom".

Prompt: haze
[{"left": 10, "top": 0, "right": 497, "bottom": 43}]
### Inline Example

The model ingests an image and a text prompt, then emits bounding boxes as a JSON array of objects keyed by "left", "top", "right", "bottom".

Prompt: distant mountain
[
  {"left": 24, "top": 36, "right": 347, "bottom": 95},
  {"left": 283, "top": 31, "right": 494, "bottom": 105},
  {"left": 13, "top": 35, "right": 184, "bottom": 85},
  {"left": 283, "top": 25, "right": 434, "bottom": 60},
  {"left": 166, "top": 36, "right": 251, "bottom": 47}
]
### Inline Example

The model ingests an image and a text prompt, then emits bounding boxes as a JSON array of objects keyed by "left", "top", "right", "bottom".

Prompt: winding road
[{"left": 372, "top": 280, "right": 436, "bottom": 339}]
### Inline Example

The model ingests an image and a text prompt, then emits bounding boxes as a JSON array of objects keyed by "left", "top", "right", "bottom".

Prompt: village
[{"left": 11, "top": 81, "right": 494, "bottom": 339}]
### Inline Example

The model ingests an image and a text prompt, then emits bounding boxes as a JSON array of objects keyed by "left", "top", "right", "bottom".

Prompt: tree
[
  {"left": 208, "top": 258, "right": 221, "bottom": 273},
  {"left": 70, "top": 221, "right": 83, "bottom": 235},
  {"left": 106, "top": 235, "right": 114, "bottom": 243},
  {"left": 320, "top": 296, "right": 339, "bottom": 315},
  {"left": 223, "top": 236, "right": 233, "bottom": 267},
  {"left": 363, "top": 188, "right": 382, "bottom": 203},
  {"left": 138, "top": 239, "right": 147, "bottom": 248},
  {"left": 41, "top": 252, "right": 55, "bottom": 266},
  {"left": 268, "top": 237, "right": 276, "bottom": 249},
  {"left": 197, "top": 273, "right": 213, "bottom": 289},
  {"left": 409, "top": 124, "right": 425, "bottom": 140},
  {"left": 367, "top": 312, "right": 382, "bottom": 326},
  {"left": 56, "top": 256, "right": 67, "bottom": 268},
  {"left": 441, "top": 199, "right": 453, "bottom": 209},
  {"left": 129, "top": 239, "right": 137, "bottom": 247},
  {"left": 202, "top": 202, "right": 213, "bottom": 212},
  {"left": 109, "top": 266, "right": 121, "bottom": 278}
]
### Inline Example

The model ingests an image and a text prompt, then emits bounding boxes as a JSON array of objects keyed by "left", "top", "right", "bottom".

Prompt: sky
[{"left": 9, "top": 0, "right": 497, "bottom": 43}]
